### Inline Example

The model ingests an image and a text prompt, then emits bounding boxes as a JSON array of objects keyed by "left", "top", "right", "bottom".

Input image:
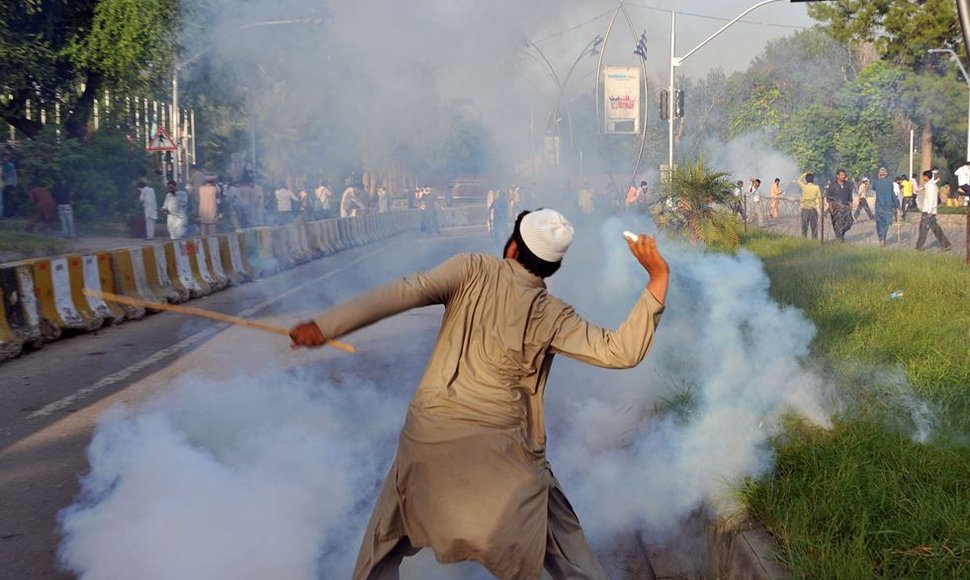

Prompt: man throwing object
[{"left": 291, "top": 209, "right": 670, "bottom": 580}]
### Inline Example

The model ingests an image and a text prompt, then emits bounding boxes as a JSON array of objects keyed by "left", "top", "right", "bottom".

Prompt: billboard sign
[{"left": 604, "top": 66, "right": 640, "bottom": 134}]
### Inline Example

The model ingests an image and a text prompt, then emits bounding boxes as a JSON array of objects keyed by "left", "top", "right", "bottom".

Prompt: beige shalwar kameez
[{"left": 312, "top": 253, "right": 664, "bottom": 580}]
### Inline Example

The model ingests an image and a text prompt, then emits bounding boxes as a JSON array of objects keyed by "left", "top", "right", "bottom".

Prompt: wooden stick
[{"left": 85, "top": 289, "right": 355, "bottom": 353}]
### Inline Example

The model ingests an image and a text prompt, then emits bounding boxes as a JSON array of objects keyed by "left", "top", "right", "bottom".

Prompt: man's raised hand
[{"left": 624, "top": 232, "right": 669, "bottom": 304}]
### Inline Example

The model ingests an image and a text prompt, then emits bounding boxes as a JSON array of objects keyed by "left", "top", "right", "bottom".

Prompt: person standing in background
[
  {"left": 748, "top": 178, "right": 764, "bottom": 226},
  {"left": 315, "top": 181, "right": 334, "bottom": 219},
  {"left": 871, "top": 168, "right": 895, "bottom": 247},
  {"left": 796, "top": 172, "right": 820, "bottom": 239},
  {"left": 340, "top": 184, "right": 363, "bottom": 218},
  {"left": 25, "top": 184, "right": 55, "bottom": 233},
  {"left": 52, "top": 178, "right": 75, "bottom": 239},
  {"left": 900, "top": 173, "right": 915, "bottom": 221},
  {"left": 955, "top": 160, "right": 970, "bottom": 206},
  {"left": 138, "top": 181, "right": 158, "bottom": 240},
  {"left": 161, "top": 180, "right": 188, "bottom": 240},
  {"left": 198, "top": 176, "right": 219, "bottom": 236},
  {"left": 769, "top": 177, "right": 783, "bottom": 219}
]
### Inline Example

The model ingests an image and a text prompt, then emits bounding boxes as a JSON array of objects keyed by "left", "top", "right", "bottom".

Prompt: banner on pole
[{"left": 604, "top": 66, "right": 640, "bottom": 134}]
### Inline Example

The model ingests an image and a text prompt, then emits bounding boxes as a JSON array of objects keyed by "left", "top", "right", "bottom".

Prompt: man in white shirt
[
  {"left": 340, "top": 185, "right": 362, "bottom": 218},
  {"left": 161, "top": 180, "right": 188, "bottom": 240},
  {"left": 138, "top": 181, "right": 158, "bottom": 240},
  {"left": 275, "top": 184, "right": 299, "bottom": 224},
  {"left": 315, "top": 182, "right": 334, "bottom": 218},
  {"left": 954, "top": 160, "right": 970, "bottom": 205},
  {"left": 915, "top": 169, "right": 952, "bottom": 251}
]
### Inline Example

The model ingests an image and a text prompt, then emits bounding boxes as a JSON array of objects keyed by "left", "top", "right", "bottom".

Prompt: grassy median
[
  {"left": 738, "top": 234, "right": 970, "bottom": 579},
  {"left": 0, "top": 223, "right": 66, "bottom": 256}
]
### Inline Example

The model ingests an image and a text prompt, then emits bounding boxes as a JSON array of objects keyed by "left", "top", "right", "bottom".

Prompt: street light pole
[{"left": 668, "top": 0, "right": 803, "bottom": 170}]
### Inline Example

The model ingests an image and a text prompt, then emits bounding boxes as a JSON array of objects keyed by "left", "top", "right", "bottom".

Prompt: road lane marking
[{"left": 27, "top": 247, "right": 385, "bottom": 420}]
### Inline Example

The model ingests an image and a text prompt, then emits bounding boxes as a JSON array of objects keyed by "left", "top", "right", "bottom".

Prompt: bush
[{"left": 13, "top": 128, "right": 158, "bottom": 222}]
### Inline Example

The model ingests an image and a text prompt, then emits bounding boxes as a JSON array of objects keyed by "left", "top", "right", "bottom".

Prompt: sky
[{"left": 523, "top": 0, "right": 813, "bottom": 100}]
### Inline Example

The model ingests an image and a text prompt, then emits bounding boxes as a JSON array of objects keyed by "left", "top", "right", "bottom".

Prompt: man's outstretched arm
[
  {"left": 290, "top": 254, "right": 468, "bottom": 348},
  {"left": 550, "top": 234, "right": 669, "bottom": 369}
]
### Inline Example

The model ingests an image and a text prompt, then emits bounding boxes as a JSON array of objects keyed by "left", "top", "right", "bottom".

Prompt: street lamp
[{"left": 666, "top": 0, "right": 824, "bottom": 170}]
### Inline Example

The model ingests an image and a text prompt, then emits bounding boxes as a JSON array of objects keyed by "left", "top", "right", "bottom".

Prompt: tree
[
  {"left": 654, "top": 159, "right": 741, "bottom": 247},
  {"left": 0, "top": 0, "right": 179, "bottom": 140},
  {"left": 807, "top": 0, "right": 964, "bottom": 169}
]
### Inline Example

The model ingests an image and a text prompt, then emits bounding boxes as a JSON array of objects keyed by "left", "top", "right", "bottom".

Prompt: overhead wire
[{"left": 624, "top": 2, "right": 808, "bottom": 31}]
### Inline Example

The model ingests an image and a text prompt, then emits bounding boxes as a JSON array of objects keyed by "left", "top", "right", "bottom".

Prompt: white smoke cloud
[
  {"left": 58, "top": 219, "right": 841, "bottom": 579},
  {"left": 58, "top": 371, "right": 406, "bottom": 580},
  {"left": 543, "top": 217, "right": 832, "bottom": 539}
]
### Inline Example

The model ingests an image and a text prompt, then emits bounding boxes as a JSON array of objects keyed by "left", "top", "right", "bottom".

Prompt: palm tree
[{"left": 652, "top": 159, "right": 741, "bottom": 247}]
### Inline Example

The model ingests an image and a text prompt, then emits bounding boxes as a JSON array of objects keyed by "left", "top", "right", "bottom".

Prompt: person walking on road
[
  {"left": 52, "top": 178, "right": 76, "bottom": 239},
  {"left": 290, "top": 209, "right": 669, "bottom": 580},
  {"left": 138, "top": 181, "right": 158, "bottom": 240},
  {"left": 825, "top": 169, "right": 854, "bottom": 241},
  {"left": 871, "top": 168, "right": 895, "bottom": 247},
  {"left": 796, "top": 172, "right": 821, "bottom": 239},
  {"left": 915, "top": 170, "right": 952, "bottom": 252},
  {"left": 854, "top": 177, "right": 874, "bottom": 221}
]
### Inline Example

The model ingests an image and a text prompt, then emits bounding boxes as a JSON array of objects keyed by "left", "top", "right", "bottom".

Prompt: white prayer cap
[{"left": 519, "top": 209, "right": 574, "bottom": 263}]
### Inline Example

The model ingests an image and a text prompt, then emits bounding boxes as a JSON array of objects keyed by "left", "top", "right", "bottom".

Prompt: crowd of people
[
  {"left": 782, "top": 164, "right": 962, "bottom": 251},
  {"left": 136, "top": 167, "right": 407, "bottom": 241}
]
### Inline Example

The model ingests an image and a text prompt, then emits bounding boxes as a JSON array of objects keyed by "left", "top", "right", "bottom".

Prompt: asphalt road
[{"left": 0, "top": 228, "right": 506, "bottom": 579}]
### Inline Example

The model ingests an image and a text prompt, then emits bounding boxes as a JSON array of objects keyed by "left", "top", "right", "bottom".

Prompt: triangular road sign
[{"left": 147, "top": 126, "right": 178, "bottom": 152}]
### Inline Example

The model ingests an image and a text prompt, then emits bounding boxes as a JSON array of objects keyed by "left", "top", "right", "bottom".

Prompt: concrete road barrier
[
  {"left": 109, "top": 250, "right": 148, "bottom": 319},
  {"left": 180, "top": 240, "right": 212, "bottom": 298},
  {"left": 205, "top": 236, "right": 231, "bottom": 287},
  {"left": 93, "top": 253, "right": 128, "bottom": 320},
  {"left": 141, "top": 245, "right": 180, "bottom": 304},
  {"left": 319, "top": 219, "right": 339, "bottom": 255},
  {"left": 0, "top": 265, "right": 25, "bottom": 360},
  {"left": 189, "top": 238, "right": 220, "bottom": 291},
  {"left": 218, "top": 234, "right": 249, "bottom": 285},
  {"left": 164, "top": 241, "right": 205, "bottom": 299},
  {"left": 66, "top": 256, "right": 105, "bottom": 330},
  {"left": 149, "top": 244, "right": 185, "bottom": 303},
  {"left": 79, "top": 254, "right": 124, "bottom": 325},
  {"left": 32, "top": 257, "right": 98, "bottom": 334}
]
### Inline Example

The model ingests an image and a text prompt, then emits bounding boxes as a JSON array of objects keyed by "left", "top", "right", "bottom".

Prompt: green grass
[
  {"left": 0, "top": 228, "right": 67, "bottom": 255},
  {"left": 738, "top": 233, "right": 970, "bottom": 579}
]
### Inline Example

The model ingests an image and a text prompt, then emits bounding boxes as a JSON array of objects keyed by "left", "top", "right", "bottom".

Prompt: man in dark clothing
[
  {"left": 25, "top": 185, "right": 55, "bottom": 233},
  {"left": 871, "top": 168, "right": 895, "bottom": 246},
  {"left": 52, "top": 179, "right": 76, "bottom": 239},
  {"left": 825, "top": 169, "right": 854, "bottom": 241}
]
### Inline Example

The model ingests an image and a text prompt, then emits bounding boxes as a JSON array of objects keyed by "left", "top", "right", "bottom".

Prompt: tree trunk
[
  {"left": 1, "top": 92, "right": 43, "bottom": 139},
  {"left": 921, "top": 115, "right": 933, "bottom": 171},
  {"left": 2, "top": 114, "right": 43, "bottom": 139},
  {"left": 64, "top": 72, "right": 103, "bottom": 141}
]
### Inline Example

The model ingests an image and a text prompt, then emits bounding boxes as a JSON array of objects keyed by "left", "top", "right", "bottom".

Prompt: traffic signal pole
[{"left": 668, "top": 0, "right": 812, "bottom": 170}]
